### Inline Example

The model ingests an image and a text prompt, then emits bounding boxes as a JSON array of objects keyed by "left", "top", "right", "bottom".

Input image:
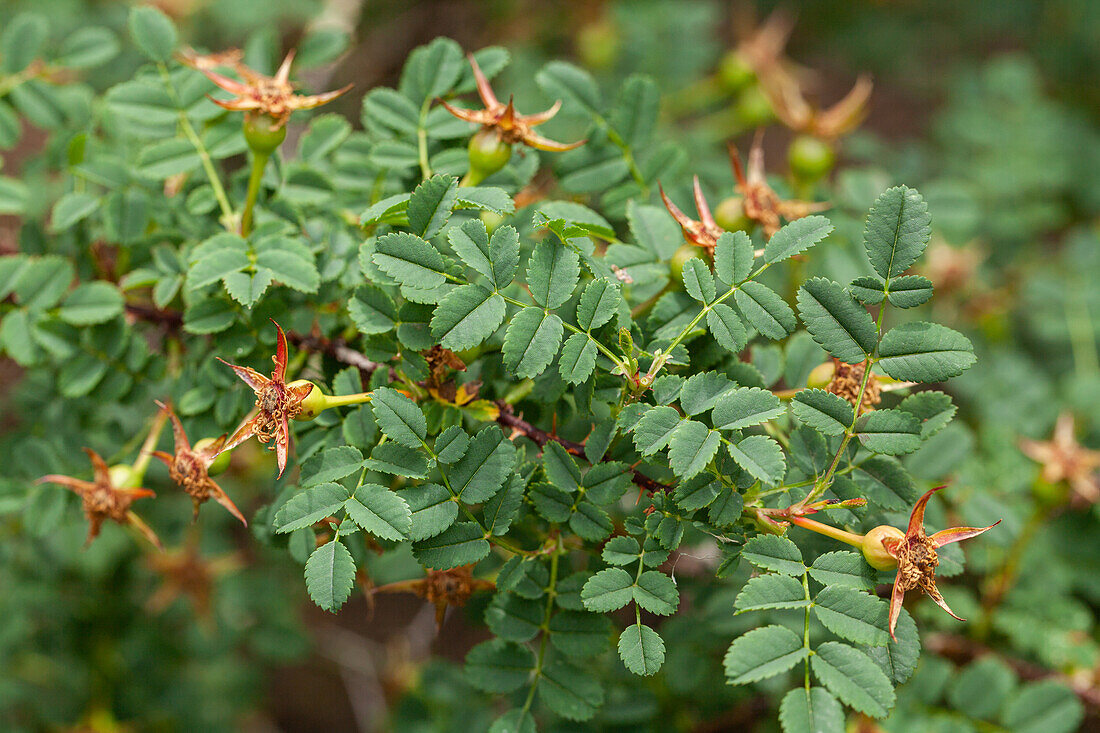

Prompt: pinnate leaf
[{"left": 724, "top": 625, "right": 808, "bottom": 685}]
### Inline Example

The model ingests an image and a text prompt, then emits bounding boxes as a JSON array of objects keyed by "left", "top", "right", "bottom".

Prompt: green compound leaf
[
  {"left": 485, "top": 593, "right": 543, "bottom": 643},
  {"left": 791, "top": 389, "right": 855, "bottom": 436},
  {"left": 305, "top": 538, "right": 356, "bottom": 612},
  {"left": 877, "top": 322, "right": 976, "bottom": 382},
  {"left": 779, "top": 687, "right": 845, "bottom": 733},
  {"left": 809, "top": 551, "right": 877, "bottom": 591},
  {"left": 527, "top": 239, "right": 580, "bottom": 310},
  {"left": 742, "top": 534, "right": 804, "bottom": 575},
  {"left": 679, "top": 372, "right": 737, "bottom": 416},
  {"left": 765, "top": 215, "right": 833, "bottom": 264},
  {"left": 734, "top": 573, "right": 809, "bottom": 614},
  {"left": 1001, "top": 680, "right": 1084, "bottom": 733},
  {"left": 601, "top": 536, "right": 641, "bottom": 565},
  {"left": 373, "top": 232, "right": 447, "bottom": 288},
  {"left": 735, "top": 281, "right": 797, "bottom": 340},
  {"left": 559, "top": 332, "right": 598, "bottom": 384},
  {"left": 300, "top": 446, "right": 364, "bottom": 487},
  {"left": 813, "top": 585, "right": 892, "bottom": 647},
  {"left": 707, "top": 303, "right": 749, "bottom": 354},
  {"left": 619, "top": 623, "right": 665, "bottom": 676},
  {"left": 863, "top": 185, "right": 932, "bottom": 280},
  {"left": 855, "top": 409, "right": 922, "bottom": 455},
  {"left": 631, "top": 405, "right": 681, "bottom": 456},
  {"left": 407, "top": 174, "right": 458, "bottom": 239},
  {"left": 344, "top": 484, "right": 411, "bottom": 541},
  {"left": 885, "top": 274, "right": 934, "bottom": 308},
  {"left": 727, "top": 434, "right": 786, "bottom": 485},
  {"left": 633, "top": 570, "right": 679, "bottom": 615},
  {"left": 856, "top": 456, "right": 919, "bottom": 511},
  {"left": 724, "top": 625, "right": 809, "bottom": 685},
  {"left": 810, "top": 642, "right": 896, "bottom": 718},
  {"left": 502, "top": 306, "right": 563, "bottom": 379},
  {"left": 797, "top": 277, "right": 878, "bottom": 364},
  {"left": 274, "top": 483, "right": 350, "bottom": 533},
  {"left": 465, "top": 639, "right": 536, "bottom": 693},
  {"left": 581, "top": 567, "right": 634, "bottom": 612},
  {"left": 866, "top": 607, "right": 920, "bottom": 685},
  {"left": 128, "top": 5, "right": 177, "bottom": 62},
  {"left": 712, "top": 387, "right": 784, "bottom": 431},
  {"left": 898, "top": 390, "right": 956, "bottom": 438},
  {"left": 449, "top": 425, "right": 515, "bottom": 503},
  {"left": 348, "top": 284, "right": 398, "bottom": 335},
  {"left": 714, "top": 230, "right": 755, "bottom": 284},
  {"left": 430, "top": 284, "right": 506, "bottom": 351},
  {"left": 548, "top": 610, "right": 612, "bottom": 659},
  {"left": 371, "top": 387, "right": 427, "bottom": 448},
  {"left": 538, "top": 658, "right": 604, "bottom": 721},
  {"left": 536, "top": 60, "right": 602, "bottom": 115},
  {"left": 576, "top": 278, "right": 621, "bottom": 331},
  {"left": 58, "top": 282, "right": 123, "bottom": 325},
  {"left": 682, "top": 257, "right": 716, "bottom": 303},
  {"left": 399, "top": 483, "right": 457, "bottom": 541},
  {"left": 412, "top": 522, "right": 490, "bottom": 570},
  {"left": 668, "top": 420, "right": 721, "bottom": 479}
]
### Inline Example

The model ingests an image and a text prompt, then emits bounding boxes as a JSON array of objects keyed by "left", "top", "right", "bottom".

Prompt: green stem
[
  {"left": 126, "top": 409, "right": 169, "bottom": 488},
  {"left": 156, "top": 63, "right": 234, "bottom": 225},
  {"left": 417, "top": 98, "right": 432, "bottom": 180},
  {"left": 240, "top": 150, "right": 271, "bottom": 237},
  {"left": 802, "top": 571, "right": 812, "bottom": 691},
  {"left": 520, "top": 547, "right": 561, "bottom": 718},
  {"left": 323, "top": 392, "right": 373, "bottom": 409}
]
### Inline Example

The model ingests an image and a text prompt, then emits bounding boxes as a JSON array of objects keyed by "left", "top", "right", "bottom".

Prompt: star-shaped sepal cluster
[
  {"left": 439, "top": 54, "right": 584, "bottom": 154},
  {"left": 870, "top": 487, "right": 1000, "bottom": 640},
  {"left": 1019, "top": 412, "right": 1100, "bottom": 506},
  {"left": 151, "top": 401, "right": 246, "bottom": 525},
  {"left": 38, "top": 448, "right": 161, "bottom": 549},
  {"left": 659, "top": 176, "right": 725, "bottom": 254},
  {"left": 180, "top": 48, "right": 351, "bottom": 130},
  {"left": 371, "top": 565, "right": 495, "bottom": 629},
  {"left": 218, "top": 320, "right": 314, "bottom": 479},
  {"left": 728, "top": 132, "right": 829, "bottom": 238}
]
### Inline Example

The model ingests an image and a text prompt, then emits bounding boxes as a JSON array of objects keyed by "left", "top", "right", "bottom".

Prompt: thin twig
[{"left": 495, "top": 402, "right": 672, "bottom": 494}]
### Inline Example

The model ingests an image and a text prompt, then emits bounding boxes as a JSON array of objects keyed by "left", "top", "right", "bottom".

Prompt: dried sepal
[
  {"left": 439, "top": 54, "right": 584, "bottom": 153},
  {"left": 38, "top": 448, "right": 160, "bottom": 549}
]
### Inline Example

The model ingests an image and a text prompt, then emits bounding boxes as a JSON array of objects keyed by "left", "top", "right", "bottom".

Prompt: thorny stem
[
  {"left": 156, "top": 63, "right": 234, "bottom": 226},
  {"left": 240, "top": 150, "right": 271, "bottom": 237}
]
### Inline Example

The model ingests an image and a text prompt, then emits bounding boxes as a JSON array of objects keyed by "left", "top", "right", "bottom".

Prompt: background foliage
[{"left": 1, "top": 1, "right": 1099, "bottom": 731}]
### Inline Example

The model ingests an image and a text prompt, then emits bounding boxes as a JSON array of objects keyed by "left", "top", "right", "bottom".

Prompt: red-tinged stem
[{"left": 789, "top": 515, "right": 865, "bottom": 548}]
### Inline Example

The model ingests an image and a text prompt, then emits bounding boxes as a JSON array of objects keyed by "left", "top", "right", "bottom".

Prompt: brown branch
[
  {"left": 125, "top": 303, "right": 183, "bottom": 328},
  {"left": 495, "top": 402, "right": 673, "bottom": 495},
  {"left": 286, "top": 330, "right": 385, "bottom": 375},
  {"left": 925, "top": 632, "right": 1100, "bottom": 710}
]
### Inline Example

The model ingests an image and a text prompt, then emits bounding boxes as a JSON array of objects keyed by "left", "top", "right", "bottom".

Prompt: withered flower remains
[
  {"left": 218, "top": 320, "right": 314, "bottom": 479},
  {"left": 875, "top": 487, "right": 999, "bottom": 639},
  {"left": 181, "top": 48, "right": 351, "bottom": 128},
  {"left": 372, "top": 565, "right": 495, "bottom": 629},
  {"left": 660, "top": 177, "right": 725, "bottom": 255},
  {"left": 439, "top": 54, "right": 584, "bottom": 153},
  {"left": 729, "top": 133, "right": 829, "bottom": 238},
  {"left": 38, "top": 448, "right": 160, "bottom": 548},
  {"left": 151, "top": 401, "right": 246, "bottom": 525}
]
